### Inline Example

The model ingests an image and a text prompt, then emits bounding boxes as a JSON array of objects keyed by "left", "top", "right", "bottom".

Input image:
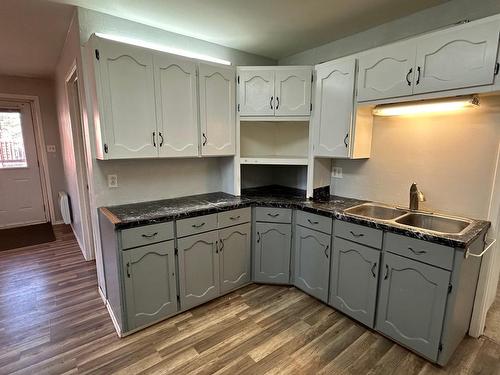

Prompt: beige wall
[
  {"left": 0, "top": 75, "right": 65, "bottom": 222},
  {"left": 331, "top": 96, "right": 500, "bottom": 220}
]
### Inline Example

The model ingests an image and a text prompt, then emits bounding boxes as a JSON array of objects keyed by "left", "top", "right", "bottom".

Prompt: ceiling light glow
[
  {"left": 95, "top": 33, "right": 231, "bottom": 66},
  {"left": 372, "top": 96, "right": 479, "bottom": 117}
]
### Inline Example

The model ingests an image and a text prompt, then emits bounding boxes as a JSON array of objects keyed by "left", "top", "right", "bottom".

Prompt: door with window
[{"left": 0, "top": 101, "right": 46, "bottom": 228}]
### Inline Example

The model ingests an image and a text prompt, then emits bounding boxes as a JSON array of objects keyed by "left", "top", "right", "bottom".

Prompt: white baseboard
[
  {"left": 51, "top": 219, "right": 65, "bottom": 225},
  {"left": 105, "top": 300, "right": 123, "bottom": 338}
]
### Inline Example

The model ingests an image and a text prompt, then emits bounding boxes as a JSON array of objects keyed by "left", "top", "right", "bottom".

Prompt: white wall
[
  {"left": 280, "top": 0, "right": 500, "bottom": 65},
  {"left": 0, "top": 75, "right": 65, "bottom": 222},
  {"left": 331, "top": 96, "right": 500, "bottom": 220}
]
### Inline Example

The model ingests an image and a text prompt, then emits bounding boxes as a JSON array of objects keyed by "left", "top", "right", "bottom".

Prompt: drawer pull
[
  {"left": 350, "top": 231, "right": 364, "bottom": 238},
  {"left": 230, "top": 215, "right": 241, "bottom": 220},
  {"left": 307, "top": 219, "right": 319, "bottom": 225},
  {"left": 324, "top": 245, "right": 329, "bottom": 258},
  {"left": 267, "top": 213, "right": 280, "bottom": 218},
  {"left": 408, "top": 247, "right": 427, "bottom": 255},
  {"left": 126, "top": 262, "right": 131, "bottom": 278},
  {"left": 371, "top": 263, "right": 377, "bottom": 278},
  {"left": 141, "top": 232, "right": 158, "bottom": 238},
  {"left": 192, "top": 222, "right": 206, "bottom": 228},
  {"left": 384, "top": 264, "right": 389, "bottom": 280}
]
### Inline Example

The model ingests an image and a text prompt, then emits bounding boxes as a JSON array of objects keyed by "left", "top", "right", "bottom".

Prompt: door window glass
[{"left": 0, "top": 111, "right": 27, "bottom": 168}]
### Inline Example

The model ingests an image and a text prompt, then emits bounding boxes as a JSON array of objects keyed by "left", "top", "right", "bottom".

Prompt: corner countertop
[{"left": 99, "top": 186, "right": 490, "bottom": 249}]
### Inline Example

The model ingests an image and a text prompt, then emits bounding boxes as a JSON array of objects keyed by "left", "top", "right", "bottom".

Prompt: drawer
[
  {"left": 335, "top": 221, "right": 383, "bottom": 249},
  {"left": 121, "top": 221, "right": 174, "bottom": 250},
  {"left": 218, "top": 207, "right": 251, "bottom": 228},
  {"left": 296, "top": 210, "right": 332, "bottom": 234},
  {"left": 176, "top": 213, "right": 217, "bottom": 237},
  {"left": 255, "top": 207, "right": 292, "bottom": 223},
  {"left": 384, "top": 232, "right": 454, "bottom": 270}
]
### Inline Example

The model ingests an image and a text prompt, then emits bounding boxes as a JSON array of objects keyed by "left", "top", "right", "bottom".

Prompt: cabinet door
[
  {"left": 294, "top": 226, "right": 331, "bottom": 302},
  {"left": 199, "top": 63, "right": 236, "bottom": 156},
  {"left": 275, "top": 68, "right": 312, "bottom": 116},
  {"left": 376, "top": 252, "right": 450, "bottom": 361},
  {"left": 254, "top": 222, "right": 291, "bottom": 284},
  {"left": 357, "top": 41, "right": 416, "bottom": 102},
  {"left": 178, "top": 231, "right": 220, "bottom": 310},
  {"left": 313, "top": 58, "right": 356, "bottom": 158},
  {"left": 238, "top": 69, "right": 275, "bottom": 116},
  {"left": 414, "top": 20, "right": 500, "bottom": 94},
  {"left": 154, "top": 53, "right": 199, "bottom": 157},
  {"left": 219, "top": 223, "right": 251, "bottom": 294},
  {"left": 123, "top": 241, "right": 178, "bottom": 330},
  {"left": 96, "top": 38, "right": 158, "bottom": 158},
  {"left": 329, "top": 238, "right": 379, "bottom": 328}
]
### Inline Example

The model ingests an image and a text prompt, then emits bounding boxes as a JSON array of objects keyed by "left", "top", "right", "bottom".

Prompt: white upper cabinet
[
  {"left": 237, "top": 67, "right": 312, "bottom": 118},
  {"left": 154, "top": 54, "right": 199, "bottom": 157},
  {"left": 313, "top": 58, "right": 356, "bottom": 158},
  {"left": 413, "top": 20, "right": 500, "bottom": 94},
  {"left": 95, "top": 38, "right": 158, "bottom": 158},
  {"left": 238, "top": 69, "right": 275, "bottom": 116},
  {"left": 199, "top": 63, "right": 236, "bottom": 156},
  {"left": 275, "top": 68, "right": 312, "bottom": 116},
  {"left": 357, "top": 41, "right": 417, "bottom": 102}
]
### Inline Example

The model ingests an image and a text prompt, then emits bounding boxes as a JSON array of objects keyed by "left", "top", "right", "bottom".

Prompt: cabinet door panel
[
  {"left": 98, "top": 39, "right": 158, "bottom": 158},
  {"left": 154, "top": 54, "right": 199, "bottom": 157},
  {"left": 357, "top": 42, "right": 416, "bottom": 101},
  {"left": 219, "top": 223, "right": 251, "bottom": 293},
  {"left": 329, "top": 238, "right": 379, "bottom": 328},
  {"left": 313, "top": 58, "right": 355, "bottom": 157},
  {"left": 275, "top": 68, "right": 312, "bottom": 116},
  {"left": 414, "top": 20, "right": 500, "bottom": 94},
  {"left": 254, "top": 222, "right": 291, "bottom": 284},
  {"left": 199, "top": 63, "right": 236, "bottom": 156},
  {"left": 178, "top": 231, "right": 220, "bottom": 310},
  {"left": 238, "top": 70, "right": 275, "bottom": 116},
  {"left": 123, "top": 241, "right": 178, "bottom": 330},
  {"left": 376, "top": 252, "right": 450, "bottom": 361},
  {"left": 294, "top": 226, "right": 331, "bottom": 302}
]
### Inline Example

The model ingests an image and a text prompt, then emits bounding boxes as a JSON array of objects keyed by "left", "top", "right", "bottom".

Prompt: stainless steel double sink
[{"left": 344, "top": 203, "right": 472, "bottom": 235}]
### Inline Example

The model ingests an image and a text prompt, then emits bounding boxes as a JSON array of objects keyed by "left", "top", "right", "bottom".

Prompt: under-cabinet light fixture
[
  {"left": 372, "top": 95, "right": 480, "bottom": 117},
  {"left": 95, "top": 33, "right": 232, "bottom": 66}
]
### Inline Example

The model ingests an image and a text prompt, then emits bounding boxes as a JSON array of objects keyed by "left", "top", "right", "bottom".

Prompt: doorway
[{"left": 0, "top": 100, "right": 47, "bottom": 228}]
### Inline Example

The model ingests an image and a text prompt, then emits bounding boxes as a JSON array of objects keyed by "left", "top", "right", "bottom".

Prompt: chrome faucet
[{"left": 409, "top": 183, "right": 425, "bottom": 211}]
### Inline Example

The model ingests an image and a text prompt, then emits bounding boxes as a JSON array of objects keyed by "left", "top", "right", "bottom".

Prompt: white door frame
[{"left": 0, "top": 93, "right": 54, "bottom": 224}]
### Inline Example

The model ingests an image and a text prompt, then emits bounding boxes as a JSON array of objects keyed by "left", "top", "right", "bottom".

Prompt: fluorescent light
[
  {"left": 372, "top": 96, "right": 479, "bottom": 117},
  {"left": 95, "top": 33, "right": 231, "bottom": 66}
]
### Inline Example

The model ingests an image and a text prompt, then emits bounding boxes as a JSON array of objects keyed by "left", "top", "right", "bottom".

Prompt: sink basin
[
  {"left": 395, "top": 213, "right": 472, "bottom": 234},
  {"left": 345, "top": 203, "right": 407, "bottom": 220}
]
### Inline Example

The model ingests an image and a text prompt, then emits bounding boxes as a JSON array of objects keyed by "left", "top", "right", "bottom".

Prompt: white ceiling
[
  {"left": 0, "top": 0, "right": 74, "bottom": 78},
  {"left": 53, "top": 0, "right": 447, "bottom": 60}
]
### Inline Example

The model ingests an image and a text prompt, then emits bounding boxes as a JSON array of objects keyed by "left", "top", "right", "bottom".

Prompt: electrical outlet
[
  {"left": 46, "top": 145, "right": 56, "bottom": 153},
  {"left": 332, "top": 167, "right": 343, "bottom": 178},
  {"left": 108, "top": 174, "right": 118, "bottom": 188}
]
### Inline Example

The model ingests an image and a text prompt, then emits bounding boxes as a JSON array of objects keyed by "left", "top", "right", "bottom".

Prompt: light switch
[
  {"left": 108, "top": 174, "right": 118, "bottom": 188},
  {"left": 46, "top": 145, "right": 56, "bottom": 153},
  {"left": 332, "top": 167, "right": 343, "bottom": 178}
]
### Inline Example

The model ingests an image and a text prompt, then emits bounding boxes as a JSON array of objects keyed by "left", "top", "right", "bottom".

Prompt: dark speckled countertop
[{"left": 100, "top": 185, "right": 490, "bottom": 249}]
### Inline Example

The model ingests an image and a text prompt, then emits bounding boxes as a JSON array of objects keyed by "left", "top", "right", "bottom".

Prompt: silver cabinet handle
[
  {"left": 141, "top": 232, "right": 158, "bottom": 238},
  {"left": 408, "top": 247, "right": 426, "bottom": 255},
  {"left": 158, "top": 132, "right": 164, "bottom": 147},
  {"left": 257, "top": 232, "right": 261, "bottom": 243},
  {"left": 384, "top": 264, "right": 389, "bottom": 280},
  {"left": 344, "top": 133, "right": 349, "bottom": 148},
  {"left": 192, "top": 222, "right": 205, "bottom": 228},
  {"left": 405, "top": 68, "right": 413, "bottom": 86},
  {"left": 267, "top": 213, "right": 279, "bottom": 218},
  {"left": 270, "top": 96, "right": 273, "bottom": 109},
  {"left": 371, "top": 263, "right": 377, "bottom": 278},
  {"left": 324, "top": 245, "right": 329, "bottom": 258},
  {"left": 230, "top": 215, "right": 240, "bottom": 220},
  {"left": 126, "top": 262, "right": 131, "bottom": 278},
  {"left": 276, "top": 97, "right": 280, "bottom": 109},
  {"left": 215, "top": 240, "right": 218, "bottom": 253},
  {"left": 202, "top": 133, "right": 207, "bottom": 146},
  {"left": 350, "top": 231, "right": 364, "bottom": 238},
  {"left": 416, "top": 66, "right": 421, "bottom": 85},
  {"left": 219, "top": 239, "right": 224, "bottom": 252},
  {"left": 152, "top": 131, "right": 156, "bottom": 147},
  {"left": 307, "top": 219, "right": 319, "bottom": 225}
]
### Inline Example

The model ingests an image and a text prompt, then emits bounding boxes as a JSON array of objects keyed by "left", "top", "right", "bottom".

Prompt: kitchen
[{"left": 1, "top": 0, "right": 499, "bottom": 374}]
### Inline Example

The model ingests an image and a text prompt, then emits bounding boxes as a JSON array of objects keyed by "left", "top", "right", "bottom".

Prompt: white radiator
[{"left": 58, "top": 191, "right": 72, "bottom": 224}]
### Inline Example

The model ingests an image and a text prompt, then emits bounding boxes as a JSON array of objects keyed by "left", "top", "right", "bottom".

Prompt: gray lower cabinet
[
  {"left": 376, "top": 252, "right": 450, "bottom": 361},
  {"left": 254, "top": 222, "right": 291, "bottom": 284},
  {"left": 122, "top": 241, "right": 178, "bottom": 331},
  {"left": 293, "top": 225, "right": 331, "bottom": 302},
  {"left": 178, "top": 231, "right": 220, "bottom": 310},
  {"left": 219, "top": 223, "right": 251, "bottom": 293},
  {"left": 329, "top": 238, "right": 380, "bottom": 328}
]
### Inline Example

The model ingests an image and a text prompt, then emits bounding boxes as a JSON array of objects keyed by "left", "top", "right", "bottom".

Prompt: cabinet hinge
[
  {"left": 174, "top": 248, "right": 178, "bottom": 255},
  {"left": 237, "top": 75, "right": 240, "bottom": 84},
  {"left": 438, "top": 343, "right": 443, "bottom": 352},
  {"left": 104, "top": 143, "right": 108, "bottom": 154},
  {"left": 237, "top": 103, "right": 240, "bottom": 112},
  {"left": 95, "top": 49, "right": 100, "bottom": 60},
  {"left": 448, "top": 283, "right": 453, "bottom": 294},
  {"left": 495, "top": 62, "right": 499, "bottom": 76}
]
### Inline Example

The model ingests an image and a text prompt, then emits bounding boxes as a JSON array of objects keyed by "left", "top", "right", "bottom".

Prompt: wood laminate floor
[{"left": 1, "top": 226, "right": 499, "bottom": 375}]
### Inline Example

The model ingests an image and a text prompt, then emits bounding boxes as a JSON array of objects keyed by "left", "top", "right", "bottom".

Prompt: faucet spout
[{"left": 409, "top": 183, "right": 425, "bottom": 211}]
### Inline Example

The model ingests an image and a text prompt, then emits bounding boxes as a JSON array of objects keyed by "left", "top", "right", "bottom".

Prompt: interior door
[
  {"left": 199, "top": 63, "right": 236, "bottom": 156},
  {"left": 275, "top": 68, "right": 312, "bottom": 116},
  {"left": 238, "top": 69, "right": 275, "bottom": 116},
  {"left": 0, "top": 102, "right": 46, "bottom": 228},
  {"left": 313, "top": 58, "right": 356, "bottom": 158},
  {"left": 96, "top": 38, "right": 158, "bottom": 158},
  {"left": 154, "top": 53, "right": 199, "bottom": 157},
  {"left": 413, "top": 20, "right": 500, "bottom": 94}
]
